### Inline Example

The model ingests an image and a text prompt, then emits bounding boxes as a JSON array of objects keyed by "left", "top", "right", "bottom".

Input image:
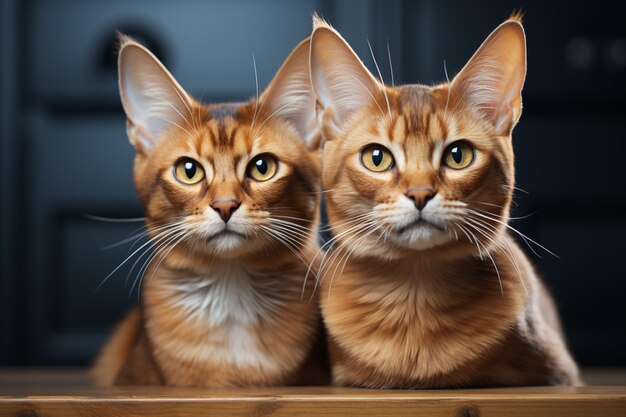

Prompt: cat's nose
[
  {"left": 211, "top": 199, "right": 240, "bottom": 223},
  {"left": 405, "top": 187, "right": 436, "bottom": 210}
]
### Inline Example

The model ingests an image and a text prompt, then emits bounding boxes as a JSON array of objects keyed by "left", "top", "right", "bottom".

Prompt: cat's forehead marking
[
  {"left": 397, "top": 85, "right": 434, "bottom": 136},
  {"left": 202, "top": 118, "right": 243, "bottom": 148},
  {"left": 383, "top": 85, "right": 450, "bottom": 169},
  {"left": 191, "top": 114, "right": 255, "bottom": 184},
  {"left": 395, "top": 85, "right": 448, "bottom": 143}
]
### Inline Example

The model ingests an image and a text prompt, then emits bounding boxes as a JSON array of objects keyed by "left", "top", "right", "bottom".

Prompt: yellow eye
[
  {"left": 443, "top": 141, "right": 474, "bottom": 170},
  {"left": 247, "top": 154, "right": 278, "bottom": 182},
  {"left": 361, "top": 145, "right": 394, "bottom": 172},
  {"left": 174, "top": 158, "right": 205, "bottom": 184}
]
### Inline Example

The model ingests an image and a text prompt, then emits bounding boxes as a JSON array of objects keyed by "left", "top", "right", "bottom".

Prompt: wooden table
[{"left": 1, "top": 369, "right": 625, "bottom": 416}]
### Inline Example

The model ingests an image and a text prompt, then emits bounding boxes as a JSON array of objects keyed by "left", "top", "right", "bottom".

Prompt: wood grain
[{"left": 1, "top": 370, "right": 625, "bottom": 417}]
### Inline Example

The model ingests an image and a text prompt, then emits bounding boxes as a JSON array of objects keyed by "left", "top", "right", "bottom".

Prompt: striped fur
[
  {"left": 93, "top": 37, "right": 328, "bottom": 387},
  {"left": 310, "top": 15, "right": 581, "bottom": 388}
]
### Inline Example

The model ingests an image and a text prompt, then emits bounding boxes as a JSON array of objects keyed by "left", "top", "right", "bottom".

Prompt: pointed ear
[
  {"left": 260, "top": 37, "right": 320, "bottom": 149},
  {"left": 309, "top": 16, "right": 383, "bottom": 140},
  {"left": 118, "top": 36, "right": 193, "bottom": 154},
  {"left": 450, "top": 19, "right": 527, "bottom": 135}
]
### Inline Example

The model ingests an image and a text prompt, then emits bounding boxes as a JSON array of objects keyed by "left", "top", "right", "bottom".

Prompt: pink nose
[
  {"left": 211, "top": 199, "right": 240, "bottom": 223},
  {"left": 405, "top": 187, "right": 436, "bottom": 210}
]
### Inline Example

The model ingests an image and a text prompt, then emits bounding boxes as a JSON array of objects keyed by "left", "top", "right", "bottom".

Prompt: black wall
[{"left": 1, "top": 0, "right": 624, "bottom": 367}]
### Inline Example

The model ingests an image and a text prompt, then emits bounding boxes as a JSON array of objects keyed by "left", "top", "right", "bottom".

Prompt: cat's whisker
[
  {"left": 96, "top": 223, "right": 187, "bottom": 291},
  {"left": 501, "top": 184, "right": 530, "bottom": 194},
  {"left": 252, "top": 219, "right": 313, "bottom": 233},
  {"left": 463, "top": 218, "right": 526, "bottom": 296},
  {"left": 249, "top": 53, "right": 261, "bottom": 135},
  {"left": 466, "top": 217, "right": 518, "bottom": 267},
  {"left": 377, "top": 223, "right": 391, "bottom": 244},
  {"left": 308, "top": 188, "right": 335, "bottom": 195},
  {"left": 260, "top": 226, "right": 315, "bottom": 277},
  {"left": 266, "top": 217, "right": 314, "bottom": 236},
  {"left": 465, "top": 201, "right": 507, "bottom": 209},
  {"left": 262, "top": 221, "right": 311, "bottom": 247},
  {"left": 85, "top": 214, "right": 147, "bottom": 223},
  {"left": 127, "top": 222, "right": 177, "bottom": 254},
  {"left": 325, "top": 225, "right": 381, "bottom": 296},
  {"left": 320, "top": 216, "right": 371, "bottom": 232},
  {"left": 127, "top": 225, "right": 189, "bottom": 291},
  {"left": 314, "top": 217, "right": 376, "bottom": 272},
  {"left": 269, "top": 215, "right": 315, "bottom": 225},
  {"left": 103, "top": 220, "right": 183, "bottom": 251},
  {"left": 308, "top": 217, "right": 377, "bottom": 298},
  {"left": 102, "top": 230, "right": 149, "bottom": 251},
  {"left": 367, "top": 39, "right": 392, "bottom": 121},
  {"left": 191, "top": 87, "right": 210, "bottom": 132},
  {"left": 261, "top": 207, "right": 310, "bottom": 218},
  {"left": 319, "top": 220, "right": 377, "bottom": 283},
  {"left": 129, "top": 230, "right": 182, "bottom": 294},
  {"left": 456, "top": 222, "right": 483, "bottom": 258},
  {"left": 124, "top": 224, "right": 181, "bottom": 295},
  {"left": 450, "top": 225, "right": 459, "bottom": 241},
  {"left": 326, "top": 224, "right": 380, "bottom": 300},
  {"left": 319, "top": 212, "right": 373, "bottom": 232},
  {"left": 486, "top": 247, "right": 504, "bottom": 296},
  {"left": 467, "top": 209, "right": 558, "bottom": 258},
  {"left": 470, "top": 205, "right": 537, "bottom": 221},
  {"left": 267, "top": 224, "right": 310, "bottom": 247},
  {"left": 142, "top": 230, "right": 190, "bottom": 296},
  {"left": 465, "top": 217, "right": 528, "bottom": 295},
  {"left": 265, "top": 228, "right": 307, "bottom": 252},
  {"left": 386, "top": 39, "right": 395, "bottom": 87},
  {"left": 454, "top": 222, "right": 475, "bottom": 244},
  {"left": 443, "top": 59, "right": 451, "bottom": 118},
  {"left": 131, "top": 229, "right": 188, "bottom": 298}
]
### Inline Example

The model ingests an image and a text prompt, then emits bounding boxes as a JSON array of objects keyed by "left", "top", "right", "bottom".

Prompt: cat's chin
[
  {"left": 388, "top": 222, "right": 453, "bottom": 251},
  {"left": 204, "top": 231, "right": 250, "bottom": 257}
]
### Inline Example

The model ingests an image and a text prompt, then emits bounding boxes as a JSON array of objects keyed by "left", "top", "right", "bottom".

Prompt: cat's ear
[
  {"left": 118, "top": 35, "right": 193, "bottom": 154},
  {"left": 450, "top": 17, "right": 527, "bottom": 136},
  {"left": 260, "top": 37, "right": 319, "bottom": 150},
  {"left": 309, "top": 16, "right": 384, "bottom": 140}
]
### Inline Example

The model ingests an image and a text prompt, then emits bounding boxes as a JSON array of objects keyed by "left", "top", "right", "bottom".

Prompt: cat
[
  {"left": 309, "top": 14, "right": 581, "bottom": 388},
  {"left": 92, "top": 35, "right": 328, "bottom": 386}
]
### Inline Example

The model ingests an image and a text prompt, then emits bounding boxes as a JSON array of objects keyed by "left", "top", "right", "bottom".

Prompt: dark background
[{"left": 1, "top": 0, "right": 624, "bottom": 368}]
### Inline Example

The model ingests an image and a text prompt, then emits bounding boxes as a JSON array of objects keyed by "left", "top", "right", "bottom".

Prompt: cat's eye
[
  {"left": 247, "top": 154, "right": 278, "bottom": 182},
  {"left": 443, "top": 141, "right": 474, "bottom": 170},
  {"left": 361, "top": 145, "right": 394, "bottom": 172},
  {"left": 174, "top": 158, "right": 205, "bottom": 184}
]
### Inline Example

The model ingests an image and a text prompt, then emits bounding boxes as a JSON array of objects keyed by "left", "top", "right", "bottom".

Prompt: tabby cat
[
  {"left": 93, "top": 36, "right": 327, "bottom": 386},
  {"left": 309, "top": 15, "right": 581, "bottom": 388}
]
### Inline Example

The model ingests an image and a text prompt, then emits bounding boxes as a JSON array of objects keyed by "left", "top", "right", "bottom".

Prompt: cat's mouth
[
  {"left": 206, "top": 229, "right": 246, "bottom": 242},
  {"left": 398, "top": 218, "right": 445, "bottom": 234}
]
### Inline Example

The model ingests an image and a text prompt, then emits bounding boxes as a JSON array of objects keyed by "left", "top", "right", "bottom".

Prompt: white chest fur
[{"left": 161, "top": 261, "right": 294, "bottom": 370}]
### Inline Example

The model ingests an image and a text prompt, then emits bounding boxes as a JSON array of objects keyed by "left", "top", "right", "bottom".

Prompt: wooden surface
[{"left": 1, "top": 370, "right": 625, "bottom": 417}]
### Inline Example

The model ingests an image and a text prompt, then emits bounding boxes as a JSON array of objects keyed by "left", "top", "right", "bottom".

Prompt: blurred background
[{"left": 0, "top": 0, "right": 624, "bottom": 370}]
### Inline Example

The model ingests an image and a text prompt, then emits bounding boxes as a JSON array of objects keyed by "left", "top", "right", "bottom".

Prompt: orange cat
[
  {"left": 93, "top": 36, "right": 328, "bottom": 386},
  {"left": 310, "top": 15, "right": 581, "bottom": 388}
]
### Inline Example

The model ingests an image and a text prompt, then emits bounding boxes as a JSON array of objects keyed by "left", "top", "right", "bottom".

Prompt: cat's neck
[
  {"left": 141, "top": 245, "right": 315, "bottom": 325},
  {"left": 327, "top": 238, "right": 530, "bottom": 302},
  {"left": 152, "top": 259, "right": 299, "bottom": 325}
]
